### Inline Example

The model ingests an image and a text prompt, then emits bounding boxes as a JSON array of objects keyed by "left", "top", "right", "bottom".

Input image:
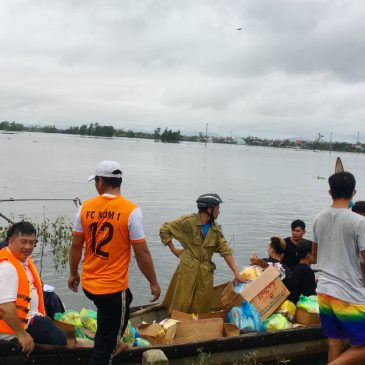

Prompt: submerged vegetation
[{"left": 0, "top": 215, "right": 72, "bottom": 275}]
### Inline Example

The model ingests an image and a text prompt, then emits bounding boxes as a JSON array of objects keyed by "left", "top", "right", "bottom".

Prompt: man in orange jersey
[
  {"left": 68, "top": 160, "right": 160, "bottom": 365},
  {"left": 0, "top": 222, "right": 67, "bottom": 355}
]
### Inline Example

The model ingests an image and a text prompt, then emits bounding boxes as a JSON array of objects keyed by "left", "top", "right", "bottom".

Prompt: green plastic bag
[
  {"left": 55, "top": 310, "right": 83, "bottom": 328},
  {"left": 54, "top": 310, "right": 86, "bottom": 338},
  {"left": 134, "top": 337, "right": 151, "bottom": 347},
  {"left": 296, "top": 295, "right": 319, "bottom": 314},
  {"left": 122, "top": 321, "right": 135, "bottom": 348},
  {"left": 263, "top": 313, "right": 292, "bottom": 331}
]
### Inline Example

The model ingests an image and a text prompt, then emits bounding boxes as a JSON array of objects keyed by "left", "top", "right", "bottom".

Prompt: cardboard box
[
  {"left": 223, "top": 323, "right": 240, "bottom": 337},
  {"left": 171, "top": 309, "right": 226, "bottom": 322},
  {"left": 221, "top": 281, "right": 243, "bottom": 311},
  {"left": 137, "top": 323, "right": 176, "bottom": 345},
  {"left": 240, "top": 266, "right": 290, "bottom": 321},
  {"left": 174, "top": 318, "right": 224, "bottom": 344},
  {"left": 139, "top": 312, "right": 239, "bottom": 345},
  {"left": 295, "top": 308, "right": 320, "bottom": 325},
  {"left": 197, "top": 310, "right": 226, "bottom": 320},
  {"left": 212, "top": 281, "right": 230, "bottom": 311},
  {"left": 170, "top": 310, "right": 194, "bottom": 322},
  {"left": 53, "top": 320, "right": 76, "bottom": 347}
]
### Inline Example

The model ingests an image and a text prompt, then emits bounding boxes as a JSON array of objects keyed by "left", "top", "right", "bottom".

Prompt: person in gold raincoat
[{"left": 159, "top": 193, "right": 245, "bottom": 314}]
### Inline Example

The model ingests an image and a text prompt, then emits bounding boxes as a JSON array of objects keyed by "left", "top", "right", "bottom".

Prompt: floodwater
[{"left": 1, "top": 131, "right": 365, "bottom": 311}]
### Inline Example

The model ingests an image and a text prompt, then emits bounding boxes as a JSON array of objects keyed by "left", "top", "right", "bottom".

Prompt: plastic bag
[
  {"left": 232, "top": 266, "right": 264, "bottom": 293},
  {"left": 276, "top": 300, "right": 296, "bottom": 322},
  {"left": 134, "top": 337, "right": 151, "bottom": 347},
  {"left": 122, "top": 321, "right": 136, "bottom": 348},
  {"left": 240, "top": 265, "right": 264, "bottom": 282},
  {"left": 80, "top": 308, "right": 97, "bottom": 334},
  {"left": 233, "top": 281, "right": 247, "bottom": 294},
  {"left": 54, "top": 310, "right": 86, "bottom": 338},
  {"left": 159, "top": 318, "right": 179, "bottom": 331},
  {"left": 296, "top": 295, "right": 319, "bottom": 314},
  {"left": 227, "top": 301, "right": 264, "bottom": 332},
  {"left": 263, "top": 313, "right": 292, "bottom": 331},
  {"left": 55, "top": 310, "right": 83, "bottom": 328}
]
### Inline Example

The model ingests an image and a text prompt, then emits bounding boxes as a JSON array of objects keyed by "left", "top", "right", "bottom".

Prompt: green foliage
[
  {"left": 0, "top": 121, "right": 24, "bottom": 131},
  {"left": 193, "top": 348, "right": 211, "bottom": 365},
  {"left": 160, "top": 128, "right": 181, "bottom": 143},
  {"left": 190, "top": 349, "right": 290, "bottom": 365},
  {"left": 36, "top": 216, "right": 73, "bottom": 274},
  {"left": 236, "top": 352, "right": 262, "bottom": 365},
  {"left": 0, "top": 215, "right": 73, "bottom": 276}
]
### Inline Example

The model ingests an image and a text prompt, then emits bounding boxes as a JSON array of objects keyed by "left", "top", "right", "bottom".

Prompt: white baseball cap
[{"left": 88, "top": 160, "right": 123, "bottom": 181}]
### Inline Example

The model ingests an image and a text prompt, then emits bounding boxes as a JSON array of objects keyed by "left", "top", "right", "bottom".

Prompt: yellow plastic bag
[
  {"left": 276, "top": 300, "right": 296, "bottom": 322},
  {"left": 80, "top": 308, "right": 97, "bottom": 334},
  {"left": 55, "top": 310, "right": 83, "bottom": 328},
  {"left": 240, "top": 265, "right": 264, "bottom": 282}
]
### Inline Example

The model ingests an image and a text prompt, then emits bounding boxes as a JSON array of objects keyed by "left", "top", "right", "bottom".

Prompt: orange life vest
[{"left": 0, "top": 248, "right": 45, "bottom": 334}]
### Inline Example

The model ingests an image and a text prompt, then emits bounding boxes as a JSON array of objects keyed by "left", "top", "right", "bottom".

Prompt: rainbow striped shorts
[{"left": 318, "top": 293, "right": 365, "bottom": 345}]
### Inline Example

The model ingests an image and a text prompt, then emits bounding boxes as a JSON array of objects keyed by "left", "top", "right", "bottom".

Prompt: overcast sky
[{"left": 1, "top": 1, "right": 364, "bottom": 141}]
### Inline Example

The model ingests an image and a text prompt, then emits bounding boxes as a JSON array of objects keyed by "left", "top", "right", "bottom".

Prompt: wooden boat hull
[
  {"left": 0, "top": 304, "right": 328, "bottom": 364},
  {"left": 0, "top": 326, "right": 327, "bottom": 365}
]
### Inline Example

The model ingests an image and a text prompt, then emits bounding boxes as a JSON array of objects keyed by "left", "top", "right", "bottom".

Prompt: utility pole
[
  {"left": 205, "top": 123, "right": 208, "bottom": 147},
  {"left": 314, "top": 133, "right": 324, "bottom": 151}
]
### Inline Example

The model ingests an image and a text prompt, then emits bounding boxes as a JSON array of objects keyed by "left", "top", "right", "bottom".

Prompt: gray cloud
[{"left": 0, "top": 0, "right": 364, "bottom": 140}]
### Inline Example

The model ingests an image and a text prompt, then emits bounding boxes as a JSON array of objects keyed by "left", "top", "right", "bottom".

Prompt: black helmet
[{"left": 196, "top": 193, "right": 223, "bottom": 209}]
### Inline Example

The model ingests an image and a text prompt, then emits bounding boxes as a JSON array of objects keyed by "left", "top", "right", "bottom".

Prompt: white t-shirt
[
  {"left": 0, "top": 259, "right": 42, "bottom": 340},
  {"left": 73, "top": 193, "right": 145, "bottom": 241},
  {"left": 313, "top": 207, "right": 365, "bottom": 303}
]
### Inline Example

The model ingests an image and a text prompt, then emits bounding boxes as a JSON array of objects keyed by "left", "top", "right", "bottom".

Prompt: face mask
[{"left": 349, "top": 200, "right": 355, "bottom": 209}]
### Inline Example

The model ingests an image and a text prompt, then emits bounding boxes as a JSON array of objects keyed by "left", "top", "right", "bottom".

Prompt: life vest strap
[
  {"left": 17, "top": 294, "right": 31, "bottom": 302},
  {"left": 16, "top": 305, "right": 30, "bottom": 313}
]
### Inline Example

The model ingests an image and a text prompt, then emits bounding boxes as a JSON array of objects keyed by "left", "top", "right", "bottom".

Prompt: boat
[{"left": 0, "top": 303, "right": 328, "bottom": 365}]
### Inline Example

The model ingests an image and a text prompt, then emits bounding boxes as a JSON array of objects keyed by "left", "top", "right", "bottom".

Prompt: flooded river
[{"left": 1, "top": 131, "right": 365, "bottom": 311}]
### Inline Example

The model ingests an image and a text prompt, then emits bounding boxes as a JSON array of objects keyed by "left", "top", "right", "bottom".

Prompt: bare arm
[
  {"left": 0, "top": 302, "right": 34, "bottom": 355},
  {"left": 312, "top": 242, "right": 318, "bottom": 264},
  {"left": 132, "top": 242, "right": 161, "bottom": 302},
  {"left": 68, "top": 233, "right": 84, "bottom": 292},
  {"left": 224, "top": 255, "right": 246, "bottom": 282},
  {"left": 166, "top": 240, "right": 183, "bottom": 258},
  {"left": 360, "top": 251, "right": 365, "bottom": 287}
]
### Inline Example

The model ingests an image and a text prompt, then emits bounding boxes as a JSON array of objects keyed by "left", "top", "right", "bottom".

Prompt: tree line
[
  {"left": 243, "top": 136, "right": 365, "bottom": 153},
  {"left": 1, "top": 120, "right": 363, "bottom": 151},
  {"left": 0, "top": 121, "right": 190, "bottom": 143}
]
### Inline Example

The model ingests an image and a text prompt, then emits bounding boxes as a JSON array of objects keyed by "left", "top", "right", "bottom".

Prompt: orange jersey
[{"left": 74, "top": 194, "right": 145, "bottom": 294}]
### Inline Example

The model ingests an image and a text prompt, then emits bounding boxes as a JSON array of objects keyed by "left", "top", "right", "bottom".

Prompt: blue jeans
[{"left": 26, "top": 315, "right": 67, "bottom": 346}]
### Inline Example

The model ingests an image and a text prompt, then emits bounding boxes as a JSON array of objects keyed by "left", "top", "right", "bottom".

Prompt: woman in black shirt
[{"left": 290, "top": 241, "right": 317, "bottom": 303}]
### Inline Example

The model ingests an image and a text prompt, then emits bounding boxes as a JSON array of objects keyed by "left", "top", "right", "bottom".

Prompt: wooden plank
[{"left": 335, "top": 157, "right": 344, "bottom": 173}]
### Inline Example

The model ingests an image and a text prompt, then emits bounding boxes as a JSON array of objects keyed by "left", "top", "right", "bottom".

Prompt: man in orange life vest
[
  {"left": 68, "top": 160, "right": 161, "bottom": 365},
  {"left": 0, "top": 222, "right": 66, "bottom": 355}
]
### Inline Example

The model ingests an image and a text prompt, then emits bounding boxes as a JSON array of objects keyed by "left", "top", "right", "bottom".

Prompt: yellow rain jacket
[{"left": 160, "top": 213, "right": 233, "bottom": 314}]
